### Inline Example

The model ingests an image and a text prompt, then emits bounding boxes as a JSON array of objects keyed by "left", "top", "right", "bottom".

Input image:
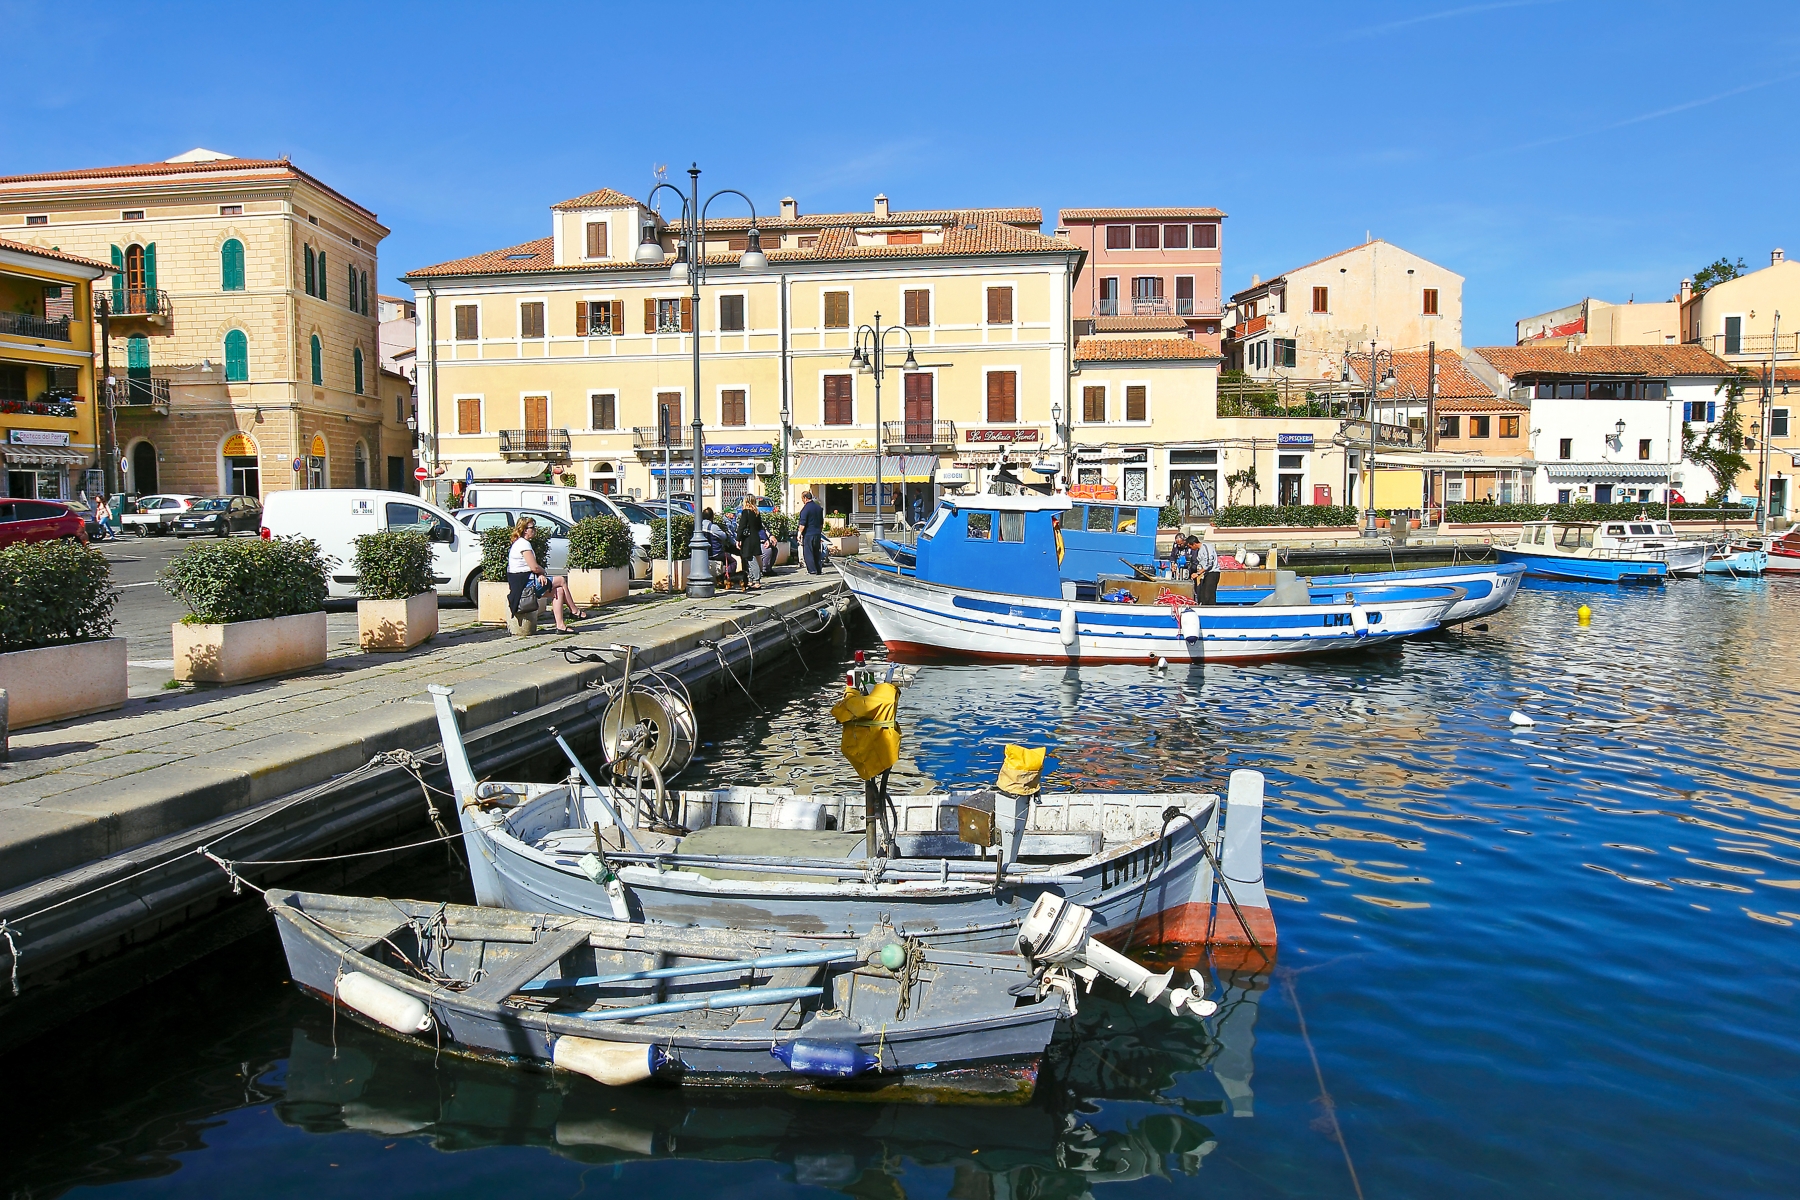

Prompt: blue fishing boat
[
  {"left": 1494, "top": 521, "right": 1668, "bottom": 583},
  {"left": 1704, "top": 544, "right": 1769, "bottom": 576},
  {"left": 1305, "top": 563, "right": 1526, "bottom": 625}
]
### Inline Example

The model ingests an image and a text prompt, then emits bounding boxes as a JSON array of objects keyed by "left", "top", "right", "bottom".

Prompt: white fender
[
  {"left": 1350, "top": 604, "right": 1369, "bottom": 636},
  {"left": 337, "top": 971, "right": 434, "bottom": 1034},
  {"left": 554, "top": 1036, "right": 660, "bottom": 1086},
  {"left": 1178, "top": 608, "right": 1202, "bottom": 641},
  {"left": 1059, "top": 605, "right": 1078, "bottom": 648}
]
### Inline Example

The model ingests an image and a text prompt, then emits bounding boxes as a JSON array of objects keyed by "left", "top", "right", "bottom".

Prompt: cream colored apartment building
[
  {"left": 0, "top": 149, "right": 413, "bottom": 499},
  {"left": 404, "top": 189, "right": 1084, "bottom": 517}
]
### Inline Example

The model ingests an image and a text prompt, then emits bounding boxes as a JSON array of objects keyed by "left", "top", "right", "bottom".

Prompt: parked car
[
  {"left": 453, "top": 507, "right": 571, "bottom": 572},
  {"left": 0, "top": 498, "right": 87, "bottom": 548},
  {"left": 121, "top": 494, "right": 196, "bottom": 537},
  {"left": 172, "top": 495, "right": 263, "bottom": 537},
  {"left": 261, "top": 489, "right": 485, "bottom": 603},
  {"left": 460, "top": 484, "right": 656, "bottom": 575}
]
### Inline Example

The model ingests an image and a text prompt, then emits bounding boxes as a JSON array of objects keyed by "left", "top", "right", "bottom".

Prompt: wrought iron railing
[
  {"left": 113, "top": 376, "right": 171, "bottom": 412},
  {"left": 1130, "top": 296, "right": 1171, "bottom": 315},
  {"left": 0, "top": 310, "right": 71, "bottom": 340},
  {"left": 498, "top": 428, "right": 572, "bottom": 457},
  {"left": 106, "top": 289, "right": 172, "bottom": 318},
  {"left": 1096, "top": 298, "right": 1119, "bottom": 316},
  {"left": 882, "top": 419, "right": 956, "bottom": 447},
  {"left": 633, "top": 425, "right": 694, "bottom": 450}
]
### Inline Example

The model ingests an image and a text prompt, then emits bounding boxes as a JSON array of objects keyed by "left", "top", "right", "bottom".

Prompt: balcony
[
  {"left": 633, "top": 425, "right": 694, "bottom": 452},
  {"left": 105, "top": 290, "right": 172, "bottom": 323},
  {"left": 0, "top": 310, "right": 71, "bottom": 341},
  {"left": 1096, "top": 298, "right": 1118, "bottom": 316},
  {"left": 1336, "top": 418, "right": 1421, "bottom": 450},
  {"left": 113, "top": 375, "right": 171, "bottom": 414},
  {"left": 498, "top": 428, "right": 572, "bottom": 459},
  {"left": 1217, "top": 376, "right": 1359, "bottom": 418},
  {"left": 0, "top": 395, "right": 78, "bottom": 418},
  {"left": 1689, "top": 332, "right": 1800, "bottom": 358},
  {"left": 882, "top": 419, "right": 956, "bottom": 450},
  {"left": 1130, "top": 296, "right": 1172, "bottom": 316}
]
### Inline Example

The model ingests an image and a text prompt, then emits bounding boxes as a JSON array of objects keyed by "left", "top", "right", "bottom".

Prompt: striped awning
[
  {"left": 792, "top": 454, "right": 937, "bottom": 483},
  {"left": 0, "top": 445, "right": 90, "bottom": 468},
  {"left": 1541, "top": 461, "right": 1673, "bottom": 480}
]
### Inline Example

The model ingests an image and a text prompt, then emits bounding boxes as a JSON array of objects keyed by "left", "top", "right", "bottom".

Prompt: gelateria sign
[{"left": 965, "top": 428, "right": 1040, "bottom": 443}]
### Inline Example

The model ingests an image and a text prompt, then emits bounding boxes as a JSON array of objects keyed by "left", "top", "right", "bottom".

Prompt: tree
[
  {"left": 1224, "top": 465, "right": 1258, "bottom": 505},
  {"left": 1683, "top": 368, "right": 1752, "bottom": 503},
  {"left": 1692, "top": 256, "right": 1746, "bottom": 295}
]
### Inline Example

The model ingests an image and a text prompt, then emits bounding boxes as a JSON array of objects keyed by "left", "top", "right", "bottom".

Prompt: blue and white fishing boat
[
  {"left": 1590, "top": 518, "right": 1711, "bottom": 577},
  {"left": 1304, "top": 563, "right": 1526, "bottom": 625},
  {"left": 1495, "top": 521, "right": 1668, "bottom": 584},
  {"left": 1704, "top": 544, "right": 1769, "bottom": 576}
]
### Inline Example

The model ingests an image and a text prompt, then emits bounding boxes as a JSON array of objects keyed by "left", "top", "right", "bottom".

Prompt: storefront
[
  {"left": 2, "top": 429, "right": 90, "bottom": 499},
  {"left": 791, "top": 453, "right": 937, "bottom": 521}
]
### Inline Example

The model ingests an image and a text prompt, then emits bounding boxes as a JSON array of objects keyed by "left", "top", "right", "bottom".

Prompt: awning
[
  {"left": 792, "top": 454, "right": 937, "bottom": 483},
  {"left": 458, "top": 460, "right": 549, "bottom": 482},
  {"left": 0, "top": 446, "right": 90, "bottom": 468},
  {"left": 1374, "top": 453, "right": 1533, "bottom": 470},
  {"left": 1541, "top": 461, "right": 1673, "bottom": 480}
]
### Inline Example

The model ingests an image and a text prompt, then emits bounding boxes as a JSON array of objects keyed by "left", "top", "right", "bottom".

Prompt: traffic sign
[{"left": 414, "top": 466, "right": 429, "bottom": 481}]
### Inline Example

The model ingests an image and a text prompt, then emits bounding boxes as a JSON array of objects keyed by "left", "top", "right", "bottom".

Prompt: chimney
[
  {"left": 1679, "top": 277, "right": 1693, "bottom": 303},
  {"left": 1775, "top": 247, "right": 1787, "bottom": 265},
  {"left": 873, "top": 194, "right": 890, "bottom": 219},
  {"left": 1251, "top": 274, "right": 1260, "bottom": 287},
  {"left": 780, "top": 196, "right": 797, "bottom": 221}
]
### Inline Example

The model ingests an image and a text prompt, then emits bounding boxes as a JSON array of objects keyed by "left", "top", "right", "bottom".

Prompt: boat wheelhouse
[
  {"left": 1591, "top": 518, "right": 1711, "bottom": 577},
  {"left": 1495, "top": 521, "right": 1668, "bottom": 583},
  {"left": 910, "top": 493, "right": 1160, "bottom": 599}
]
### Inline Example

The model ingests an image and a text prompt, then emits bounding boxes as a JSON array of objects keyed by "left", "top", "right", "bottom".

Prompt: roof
[
  {"left": 0, "top": 154, "right": 381, "bottom": 226},
  {"left": 701, "top": 206, "right": 1041, "bottom": 232},
  {"left": 1228, "top": 239, "right": 1462, "bottom": 303},
  {"left": 405, "top": 216, "right": 1077, "bottom": 280},
  {"left": 1074, "top": 335, "right": 1221, "bottom": 362},
  {"left": 1348, "top": 350, "right": 1495, "bottom": 401},
  {"left": 1092, "top": 314, "right": 1191, "bottom": 333},
  {"left": 1059, "top": 207, "right": 1226, "bottom": 221},
  {"left": 550, "top": 187, "right": 641, "bottom": 211},
  {"left": 1471, "top": 344, "right": 1733, "bottom": 378},
  {"left": 0, "top": 236, "right": 117, "bottom": 274}
]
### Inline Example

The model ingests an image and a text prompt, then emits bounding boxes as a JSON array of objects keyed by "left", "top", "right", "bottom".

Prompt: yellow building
[
  {"left": 0, "top": 149, "right": 411, "bottom": 499},
  {"left": 0, "top": 238, "right": 113, "bottom": 499},
  {"left": 403, "top": 189, "right": 1083, "bottom": 516}
]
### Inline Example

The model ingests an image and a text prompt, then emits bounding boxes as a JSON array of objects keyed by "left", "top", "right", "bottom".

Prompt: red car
[{"left": 0, "top": 498, "right": 88, "bottom": 548}]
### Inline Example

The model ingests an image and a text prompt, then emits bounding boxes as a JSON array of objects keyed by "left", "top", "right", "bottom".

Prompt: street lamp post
[
  {"left": 849, "top": 313, "right": 917, "bottom": 543},
  {"left": 1052, "top": 401, "right": 1069, "bottom": 489},
  {"left": 1760, "top": 310, "right": 1780, "bottom": 533},
  {"left": 1354, "top": 341, "right": 1396, "bottom": 537},
  {"left": 638, "top": 164, "right": 767, "bottom": 598}
]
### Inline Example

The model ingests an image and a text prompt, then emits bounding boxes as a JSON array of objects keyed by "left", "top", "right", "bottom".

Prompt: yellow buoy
[{"left": 1577, "top": 604, "right": 1592, "bottom": 626}]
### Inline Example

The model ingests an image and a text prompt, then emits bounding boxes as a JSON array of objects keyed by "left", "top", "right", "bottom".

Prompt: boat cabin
[
  {"left": 912, "top": 494, "right": 1160, "bottom": 598},
  {"left": 1515, "top": 521, "right": 1597, "bottom": 552}
]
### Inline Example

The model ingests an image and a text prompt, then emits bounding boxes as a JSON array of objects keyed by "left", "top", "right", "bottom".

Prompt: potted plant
[
  {"left": 353, "top": 529, "right": 438, "bottom": 651},
  {"left": 161, "top": 536, "right": 329, "bottom": 684},
  {"left": 478, "top": 525, "right": 549, "bottom": 627},
  {"left": 649, "top": 512, "right": 695, "bottom": 592},
  {"left": 566, "top": 514, "right": 632, "bottom": 606},
  {"left": 0, "top": 541, "right": 125, "bottom": 728},
  {"left": 765, "top": 512, "right": 797, "bottom": 566},
  {"left": 825, "top": 519, "right": 860, "bottom": 557}
]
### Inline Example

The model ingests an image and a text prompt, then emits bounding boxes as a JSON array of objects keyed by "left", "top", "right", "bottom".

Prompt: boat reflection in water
[{"left": 273, "top": 960, "right": 1270, "bottom": 1195}]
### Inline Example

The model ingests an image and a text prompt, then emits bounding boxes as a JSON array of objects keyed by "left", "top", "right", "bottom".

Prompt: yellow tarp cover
[
  {"left": 997, "top": 744, "right": 1045, "bottom": 796},
  {"left": 831, "top": 683, "right": 901, "bottom": 781}
]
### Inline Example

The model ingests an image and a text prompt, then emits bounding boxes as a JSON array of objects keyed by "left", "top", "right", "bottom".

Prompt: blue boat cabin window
[
  {"left": 1085, "top": 506, "right": 1115, "bottom": 532},
  {"left": 999, "top": 511, "right": 1024, "bottom": 542},
  {"left": 967, "top": 512, "right": 992, "bottom": 539},
  {"left": 1065, "top": 505, "right": 1084, "bottom": 529},
  {"left": 922, "top": 507, "right": 950, "bottom": 538},
  {"left": 1116, "top": 509, "right": 1138, "bottom": 534}
]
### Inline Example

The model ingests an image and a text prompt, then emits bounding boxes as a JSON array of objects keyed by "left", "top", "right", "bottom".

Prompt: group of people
[{"left": 696, "top": 495, "right": 770, "bottom": 591}]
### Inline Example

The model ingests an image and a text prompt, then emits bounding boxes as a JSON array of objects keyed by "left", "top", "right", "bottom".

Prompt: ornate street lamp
[{"left": 848, "top": 314, "right": 917, "bottom": 542}]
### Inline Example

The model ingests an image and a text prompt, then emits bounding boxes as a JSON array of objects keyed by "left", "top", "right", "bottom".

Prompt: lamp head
[
  {"left": 850, "top": 346, "right": 867, "bottom": 370},
  {"left": 635, "top": 223, "right": 666, "bottom": 265},
  {"left": 738, "top": 227, "right": 767, "bottom": 272},
  {"left": 1052, "top": 401, "right": 1061, "bottom": 425},
  {"left": 1615, "top": 419, "right": 1627, "bottom": 436},
  {"left": 902, "top": 347, "right": 918, "bottom": 370},
  {"left": 669, "top": 240, "right": 689, "bottom": 283}
]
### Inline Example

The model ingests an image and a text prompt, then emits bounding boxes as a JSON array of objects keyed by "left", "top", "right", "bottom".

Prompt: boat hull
[
  {"left": 1494, "top": 547, "right": 1667, "bottom": 583},
  {"left": 838, "top": 559, "right": 1452, "bottom": 664},
  {"left": 1705, "top": 548, "right": 1769, "bottom": 576},
  {"left": 1308, "top": 563, "right": 1525, "bottom": 625}
]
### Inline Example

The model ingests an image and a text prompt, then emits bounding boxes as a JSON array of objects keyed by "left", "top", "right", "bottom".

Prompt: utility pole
[
  {"left": 1761, "top": 311, "right": 1778, "bottom": 533},
  {"left": 1426, "top": 340, "right": 1437, "bottom": 520}
]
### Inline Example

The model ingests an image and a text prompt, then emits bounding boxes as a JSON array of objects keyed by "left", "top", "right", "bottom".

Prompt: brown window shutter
[
  {"left": 645, "top": 297, "right": 656, "bottom": 333},
  {"left": 680, "top": 296, "right": 693, "bottom": 332},
  {"left": 986, "top": 287, "right": 1013, "bottom": 325},
  {"left": 575, "top": 301, "right": 588, "bottom": 333},
  {"left": 987, "top": 371, "right": 1017, "bottom": 423},
  {"left": 1126, "top": 385, "right": 1147, "bottom": 421},
  {"left": 1083, "top": 385, "right": 1105, "bottom": 423},
  {"left": 586, "top": 222, "right": 607, "bottom": 258},
  {"left": 824, "top": 291, "right": 849, "bottom": 328},
  {"left": 609, "top": 303, "right": 623, "bottom": 335},
  {"left": 457, "top": 397, "right": 481, "bottom": 434},
  {"left": 722, "top": 388, "right": 746, "bottom": 425}
]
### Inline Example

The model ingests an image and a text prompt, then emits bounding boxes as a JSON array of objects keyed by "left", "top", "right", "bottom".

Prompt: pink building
[{"left": 1058, "top": 207, "right": 1226, "bottom": 336}]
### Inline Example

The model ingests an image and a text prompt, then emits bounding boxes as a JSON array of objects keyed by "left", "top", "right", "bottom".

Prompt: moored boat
[
  {"left": 1303, "top": 562, "right": 1526, "bottom": 625},
  {"left": 1739, "top": 531, "right": 1800, "bottom": 574},
  {"left": 1495, "top": 521, "right": 1668, "bottom": 583},
  {"left": 1590, "top": 517, "right": 1712, "bottom": 577},
  {"left": 1704, "top": 544, "right": 1769, "bottom": 576}
]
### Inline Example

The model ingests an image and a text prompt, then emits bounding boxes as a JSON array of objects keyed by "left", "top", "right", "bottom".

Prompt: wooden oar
[
  {"left": 522, "top": 947, "right": 857, "bottom": 992},
  {"left": 575, "top": 985, "right": 823, "bottom": 1022}
]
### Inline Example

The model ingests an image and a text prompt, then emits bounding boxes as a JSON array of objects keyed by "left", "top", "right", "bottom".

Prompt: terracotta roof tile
[
  {"left": 1348, "top": 349, "right": 1494, "bottom": 401},
  {"left": 0, "top": 236, "right": 117, "bottom": 273},
  {"left": 0, "top": 155, "right": 381, "bottom": 225},
  {"left": 1059, "top": 207, "right": 1226, "bottom": 221},
  {"left": 550, "top": 187, "right": 641, "bottom": 211},
  {"left": 1472, "top": 344, "right": 1732, "bottom": 378},
  {"left": 1093, "top": 314, "right": 1190, "bottom": 333},
  {"left": 1433, "top": 395, "right": 1528, "bottom": 413},
  {"left": 703, "top": 206, "right": 1041, "bottom": 232},
  {"left": 1075, "top": 336, "right": 1221, "bottom": 362}
]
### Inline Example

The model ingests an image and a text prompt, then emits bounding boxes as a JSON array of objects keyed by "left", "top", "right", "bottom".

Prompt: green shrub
[
  {"left": 159, "top": 537, "right": 327, "bottom": 624},
  {"left": 567, "top": 514, "right": 632, "bottom": 570},
  {"left": 1158, "top": 502, "right": 1182, "bottom": 528},
  {"left": 0, "top": 541, "right": 117, "bottom": 652},
  {"left": 1443, "top": 502, "right": 1728, "bottom": 524},
  {"left": 1210, "top": 505, "right": 1359, "bottom": 528},
  {"left": 765, "top": 512, "right": 797, "bottom": 542},
  {"left": 351, "top": 529, "right": 434, "bottom": 600},
  {"left": 480, "top": 525, "right": 550, "bottom": 583},
  {"left": 649, "top": 513, "right": 695, "bottom": 560}
]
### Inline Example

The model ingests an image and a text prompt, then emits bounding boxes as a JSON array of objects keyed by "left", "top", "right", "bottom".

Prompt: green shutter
[
  {"left": 222, "top": 239, "right": 244, "bottom": 291},
  {"left": 318, "top": 252, "right": 327, "bottom": 301},
  {"left": 348, "top": 262, "right": 356, "bottom": 310},
  {"left": 224, "top": 330, "right": 248, "bottom": 381},
  {"left": 144, "top": 242, "right": 157, "bottom": 304},
  {"left": 304, "top": 245, "right": 315, "bottom": 295},
  {"left": 360, "top": 271, "right": 369, "bottom": 315},
  {"left": 127, "top": 333, "right": 150, "bottom": 371},
  {"left": 110, "top": 245, "right": 124, "bottom": 310},
  {"left": 310, "top": 334, "right": 322, "bottom": 385},
  {"left": 354, "top": 347, "right": 364, "bottom": 394}
]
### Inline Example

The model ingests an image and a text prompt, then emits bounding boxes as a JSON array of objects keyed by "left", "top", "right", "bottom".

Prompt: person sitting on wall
[
  {"left": 507, "top": 515, "right": 584, "bottom": 631},
  {"left": 699, "top": 508, "right": 736, "bottom": 590}
]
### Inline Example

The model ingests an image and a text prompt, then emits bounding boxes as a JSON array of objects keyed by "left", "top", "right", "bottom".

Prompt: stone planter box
[
  {"left": 827, "top": 535, "right": 860, "bottom": 557},
  {"left": 568, "top": 566, "right": 630, "bottom": 607},
  {"left": 478, "top": 580, "right": 511, "bottom": 626},
  {"left": 173, "top": 611, "right": 327, "bottom": 686},
  {"left": 358, "top": 592, "right": 439, "bottom": 652},
  {"left": 0, "top": 637, "right": 128, "bottom": 729},
  {"left": 652, "top": 559, "right": 689, "bottom": 592},
  {"left": 774, "top": 541, "right": 792, "bottom": 567}
]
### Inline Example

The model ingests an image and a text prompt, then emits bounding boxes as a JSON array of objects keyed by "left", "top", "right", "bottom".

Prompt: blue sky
[{"left": 6, "top": 0, "right": 1799, "bottom": 345}]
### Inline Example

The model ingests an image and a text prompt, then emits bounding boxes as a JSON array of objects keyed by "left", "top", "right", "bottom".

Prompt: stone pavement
[{"left": 0, "top": 567, "right": 851, "bottom": 893}]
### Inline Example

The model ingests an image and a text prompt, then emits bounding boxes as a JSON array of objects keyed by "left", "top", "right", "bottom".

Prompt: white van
[
  {"left": 462, "top": 484, "right": 658, "bottom": 575},
  {"left": 261, "top": 490, "right": 487, "bottom": 604}
]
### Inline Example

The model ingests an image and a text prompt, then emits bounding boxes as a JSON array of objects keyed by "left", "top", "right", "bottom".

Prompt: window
[
  {"left": 25, "top": 214, "right": 47, "bottom": 226},
  {"left": 885, "top": 230, "right": 923, "bottom": 245},
  {"left": 221, "top": 238, "right": 245, "bottom": 290},
  {"left": 317, "top": 251, "right": 326, "bottom": 301},
  {"left": 823, "top": 374, "right": 853, "bottom": 425},
  {"left": 360, "top": 270, "right": 369, "bottom": 315},
  {"left": 654, "top": 297, "right": 686, "bottom": 332},
  {"left": 1276, "top": 290, "right": 1286, "bottom": 313},
  {"left": 1312, "top": 286, "right": 1329, "bottom": 313},
  {"left": 1125, "top": 385, "right": 1147, "bottom": 421},
  {"left": 585, "top": 221, "right": 608, "bottom": 258},
  {"left": 1082, "top": 385, "right": 1106, "bottom": 423},
  {"left": 1422, "top": 288, "right": 1439, "bottom": 316},
  {"left": 578, "top": 299, "right": 622, "bottom": 336},
  {"left": 986, "top": 371, "right": 1017, "bottom": 423},
  {"left": 999, "top": 511, "right": 1025, "bottom": 542},
  {"left": 719, "top": 294, "right": 746, "bottom": 331},
  {"left": 1559, "top": 437, "right": 1572, "bottom": 459},
  {"left": 1588, "top": 381, "right": 1620, "bottom": 400},
  {"left": 353, "top": 347, "right": 365, "bottom": 394},
  {"left": 986, "top": 286, "right": 1013, "bottom": 325},
  {"left": 220, "top": 204, "right": 242, "bottom": 216},
  {"left": 518, "top": 301, "right": 545, "bottom": 339},
  {"left": 823, "top": 291, "right": 850, "bottom": 329},
  {"left": 1499, "top": 415, "right": 1520, "bottom": 438},
  {"left": 309, "top": 334, "right": 323, "bottom": 385},
  {"left": 1774, "top": 407, "right": 1791, "bottom": 437},
  {"left": 1176, "top": 276, "right": 1194, "bottom": 315},
  {"left": 455, "top": 304, "right": 478, "bottom": 339},
  {"left": 1105, "top": 225, "right": 1131, "bottom": 250},
  {"left": 1132, "top": 276, "right": 1164, "bottom": 304},
  {"left": 591, "top": 393, "right": 616, "bottom": 430},
  {"left": 721, "top": 388, "right": 747, "bottom": 426},
  {"left": 903, "top": 289, "right": 930, "bottom": 326},
  {"left": 122, "top": 210, "right": 144, "bottom": 221},
  {"left": 1686, "top": 401, "right": 1717, "bottom": 423},
  {"left": 397, "top": 394, "right": 406, "bottom": 423},
  {"left": 223, "top": 330, "right": 248, "bottom": 382},
  {"left": 1163, "top": 224, "right": 1188, "bottom": 249},
  {"left": 1275, "top": 338, "right": 1296, "bottom": 368},
  {"left": 304, "top": 245, "right": 316, "bottom": 296},
  {"left": 1085, "top": 506, "right": 1115, "bottom": 532},
  {"left": 656, "top": 391, "right": 682, "bottom": 432},
  {"left": 1440, "top": 415, "right": 1461, "bottom": 438},
  {"left": 1195, "top": 223, "right": 1217, "bottom": 249},
  {"left": 1134, "top": 225, "right": 1158, "bottom": 249},
  {"left": 1124, "top": 467, "right": 1147, "bottom": 501},
  {"left": 1098, "top": 277, "right": 1119, "bottom": 316},
  {"left": 1725, "top": 315, "right": 1742, "bottom": 355},
  {"left": 1470, "top": 415, "right": 1491, "bottom": 438},
  {"left": 1638, "top": 437, "right": 1652, "bottom": 460},
  {"left": 348, "top": 262, "right": 358, "bottom": 312},
  {"left": 966, "top": 512, "right": 992, "bottom": 539},
  {"left": 457, "top": 397, "right": 481, "bottom": 434}
]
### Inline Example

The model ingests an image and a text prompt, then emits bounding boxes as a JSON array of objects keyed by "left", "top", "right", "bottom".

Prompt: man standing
[
  {"left": 1187, "top": 535, "right": 1221, "bottom": 604},
  {"left": 798, "top": 489, "right": 825, "bottom": 575}
]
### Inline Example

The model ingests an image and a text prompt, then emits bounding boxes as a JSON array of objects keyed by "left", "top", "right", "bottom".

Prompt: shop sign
[
  {"left": 1277, "top": 433, "right": 1315, "bottom": 447},
  {"left": 8, "top": 429, "right": 71, "bottom": 446},
  {"left": 936, "top": 469, "right": 969, "bottom": 485},
  {"left": 966, "top": 428, "right": 1040, "bottom": 443},
  {"left": 651, "top": 464, "right": 757, "bottom": 477},
  {"left": 223, "top": 432, "right": 257, "bottom": 457},
  {"left": 705, "top": 443, "right": 772, "bottom": 457}
]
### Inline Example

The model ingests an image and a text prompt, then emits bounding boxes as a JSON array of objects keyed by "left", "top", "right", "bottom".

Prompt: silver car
[{"left": 454, "top": 507, "right": 571, "bottom": 573}]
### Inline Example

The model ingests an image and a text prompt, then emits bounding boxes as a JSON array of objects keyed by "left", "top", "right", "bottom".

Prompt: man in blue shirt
[{"left": 798, "top": 490, "right": 825, "bottom": 574}]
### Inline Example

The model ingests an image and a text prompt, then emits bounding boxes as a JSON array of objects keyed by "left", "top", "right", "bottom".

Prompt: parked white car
[
  {"left": 454, "top": 506, "right": 571, "bottom": 573},
  {"left": 461, "top": 484, "right": 656, "bottom": 575},
  {"left": 121, "top": 494, "right": 196, "bottom": 536},
  {"left": 260, "top": 490, "right": 486, "bottom": 603}
]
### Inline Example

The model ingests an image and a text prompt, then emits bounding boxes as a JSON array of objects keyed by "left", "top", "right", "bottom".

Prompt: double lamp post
[{"left": 849, "top": 315, "right": 918, "bottom": 542}]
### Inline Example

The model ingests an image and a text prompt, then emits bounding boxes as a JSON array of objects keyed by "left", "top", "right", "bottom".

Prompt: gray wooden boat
[
  {"left": 430, "top": 687, "right": 1276, "bottom": 955},
  {"left": 268, "top": 889, "right": 1068, "bottom": 1102}
]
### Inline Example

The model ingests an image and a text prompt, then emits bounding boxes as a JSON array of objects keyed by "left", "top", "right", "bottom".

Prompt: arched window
[
  {"left": 304, "top": 245, "right": 315, "bottom": 296},
  {"left": 310, "top": 334, "right": 323, "bottom": 385},
  {"left": 353, "top": 347, "right": 364, "bottom": 394},
  {"left": 223, "top": 330, "right": 248, "bottom": 381},
  {"left": 317, "top": 251, "right": 327, "bottom": 301},
  {"left": 221, "top": 238, "right": 245, "bottom": 291},
  {"left": 360, "top": 270, "right": 370, "bottom": 316},
  {"left": 347, "top": 262, "right": 357, "bottom": 311}
]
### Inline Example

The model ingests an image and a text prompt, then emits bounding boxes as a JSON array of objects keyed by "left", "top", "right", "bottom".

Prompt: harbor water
[{"left": 5, "top": 578, "right": 1800, "bottom": 1198}]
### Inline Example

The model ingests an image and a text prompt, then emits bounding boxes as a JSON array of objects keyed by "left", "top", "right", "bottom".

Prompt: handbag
[{"left": 515, "top": 579, "right": 542, "bottom": 615}]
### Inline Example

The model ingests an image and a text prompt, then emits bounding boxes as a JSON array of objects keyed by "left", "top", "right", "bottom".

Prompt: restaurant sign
[
  {"left": 704, "top": 443, "right": 772, "bottom": 458},
  {"left": 965, "top": 428, "right": 1040, "bottom": 443}
]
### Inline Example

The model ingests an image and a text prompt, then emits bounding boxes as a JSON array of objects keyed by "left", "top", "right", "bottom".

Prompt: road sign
[{"left": 414, "top": 466, "right": 429, "bottom": 481}]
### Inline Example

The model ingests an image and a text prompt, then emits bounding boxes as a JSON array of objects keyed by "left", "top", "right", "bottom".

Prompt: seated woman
[
  {"left": 506, "top": 515, "right": 585, "bottom": 631},
  {"left": 698, "top": 508, "right": 736, "bottom": 590}
]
